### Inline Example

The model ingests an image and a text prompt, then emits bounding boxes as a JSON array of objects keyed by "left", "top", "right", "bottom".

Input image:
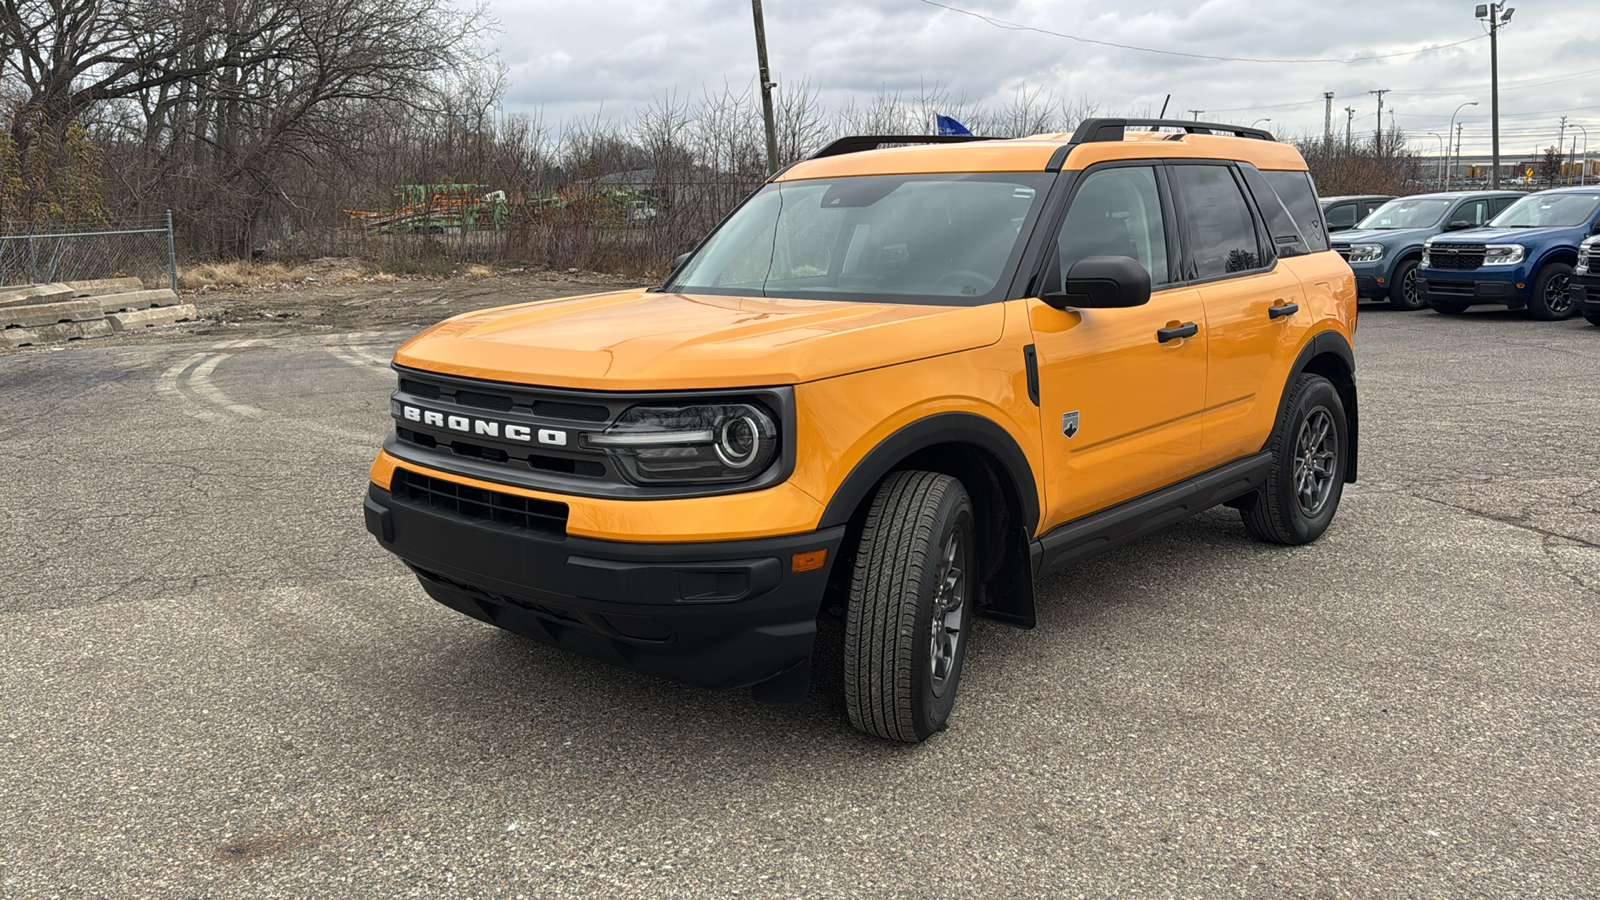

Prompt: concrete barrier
[
  {"left": 0, "top": 284, "right": 75, "bottom": 308},
  {"left": 65, "top": 278, "right": 146, "bottom": 296},
  {"left": 107, "top": 304, "right": 196, "bottom": 331},
  {"left": 95, "top": 289, "right": 180, "bottom": 314},
  {"left": 0, "top": 318, "right": 115, "bottom": 349},
  {"left": 0, "top": 298, "right": 106, "bottom": 329}
]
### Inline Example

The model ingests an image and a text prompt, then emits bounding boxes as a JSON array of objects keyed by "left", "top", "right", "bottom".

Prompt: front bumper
[
  {"left": 365, "top": 483, "right": 846, "bottom": 694},
  {"left": 1574, "top": 272, "right": 1600, "bottom": 314},
  {"left": 1345, "top": 260, "right": 1386, "bottom": 299},
  {"left": 1416, "top": 268, "right": 1526, "bottom": 307}
]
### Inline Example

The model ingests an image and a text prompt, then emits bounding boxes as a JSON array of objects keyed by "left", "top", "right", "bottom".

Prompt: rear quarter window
[{"left": 1263, "top": 171, "right": 1330, "bottom": 252}]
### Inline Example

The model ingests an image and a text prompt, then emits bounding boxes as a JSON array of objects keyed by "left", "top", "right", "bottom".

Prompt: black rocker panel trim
[
  {"left": 819, "top": 412, "right": 1039, "bottom": 533},
  {"left": 1031, "top": 451, "right": 1273, "bottom": 579}
]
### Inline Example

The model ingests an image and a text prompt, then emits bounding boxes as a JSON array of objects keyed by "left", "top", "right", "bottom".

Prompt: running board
[{"left": 1030, "top": 452, "right": 1272, "bottom": 579}]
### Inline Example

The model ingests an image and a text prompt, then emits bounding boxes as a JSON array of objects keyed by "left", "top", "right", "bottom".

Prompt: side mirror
[
  {"left": 1445, "top": 219, "right": 1474, "bottom": 231},
  {"left": 1043, "top": 256, "right": 1152, "bottom": 310}
]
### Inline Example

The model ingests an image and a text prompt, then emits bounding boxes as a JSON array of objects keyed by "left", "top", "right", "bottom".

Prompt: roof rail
[
  {"left": 1070, "top": 118, "right": 1276, "bottom": 144},
  {"left": 810, "top": 134, "right": 988, "bottom": 160}
]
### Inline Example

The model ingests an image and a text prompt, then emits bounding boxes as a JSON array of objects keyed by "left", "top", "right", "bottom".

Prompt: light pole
[
  {"left": 1476, "top": 4, "right": 1514, "bottom": 188},
  {"left": 1448, "top": 101, "right": 1478, "bottom": 188},
  {"left": 1428, "top": 132, "right": 1447, "bottom": 189},
  {"left": 1251, "top": 118, "right": 1272, "bottom": 131}
]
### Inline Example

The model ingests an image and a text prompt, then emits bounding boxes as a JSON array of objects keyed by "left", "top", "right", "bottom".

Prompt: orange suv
[{"left": 364, "top": 118, "right": 1358, "bottom": 742}]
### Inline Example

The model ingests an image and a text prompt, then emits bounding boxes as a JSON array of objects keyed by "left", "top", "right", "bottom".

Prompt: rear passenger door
[{"left": 1169, "top": 163, "right": 1312, "bottom": 469}]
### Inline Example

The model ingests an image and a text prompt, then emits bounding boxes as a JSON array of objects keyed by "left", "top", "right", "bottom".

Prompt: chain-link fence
[{"left": 0, "top": 214, "right": 176, "bottom": 289}]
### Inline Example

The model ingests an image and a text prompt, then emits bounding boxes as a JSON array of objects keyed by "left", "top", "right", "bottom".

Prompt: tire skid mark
[
  {"left": 188, "top": 353, "right": 264, "bottom": 418},
  {"left": 157, "top": 352, "right": 224, "bottom": 422}
]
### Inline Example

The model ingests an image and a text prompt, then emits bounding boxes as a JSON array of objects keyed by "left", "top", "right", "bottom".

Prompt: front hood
[
  {"left": 1432, "top": 226, "right": 1573, "bottom": 243},
  {"left": 394, "top": 289, "right": 1008, "bottom": 390},
  {"left": 1336, "top": 227, "right": 1431, "bottom": 246}
]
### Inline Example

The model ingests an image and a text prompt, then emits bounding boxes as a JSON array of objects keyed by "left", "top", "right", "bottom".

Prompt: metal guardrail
[{"left": 0, "top": 212, "right": 176, "bottom": 290}]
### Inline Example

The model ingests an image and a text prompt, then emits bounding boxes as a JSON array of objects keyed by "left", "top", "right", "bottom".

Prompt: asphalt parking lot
[{"left": 2, "top": 302, "right": 1596, "bottom": 898}]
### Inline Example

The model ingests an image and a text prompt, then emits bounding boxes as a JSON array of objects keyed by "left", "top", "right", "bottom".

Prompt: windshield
[
  {"left": 666, "top": 173, "right": 1052, "bottom": 303},
  {"left": 1358, "top": 197, "right": 1451, "bottom": 230},
  {"left": 1489, "top": 193, "right": 1600, "bottom": 228}
]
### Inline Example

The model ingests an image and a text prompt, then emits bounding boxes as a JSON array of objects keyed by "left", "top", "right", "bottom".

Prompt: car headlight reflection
[
  {"left": 584, "top": 403, "right": 778, "bottom": 485},
  {"left": 1345, "top": 243, "right": 1385, "bottom": 263},
  {"left": 1482, "top": 244, "right": 1525, "bottom": 266}
]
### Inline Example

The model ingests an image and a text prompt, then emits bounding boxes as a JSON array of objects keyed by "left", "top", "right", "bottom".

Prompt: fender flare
[
  {"left": 1276, "top": 329, "right": 1359, "bottom": 482},
  {"left": 818, "top": 412, "right": 1040, "bottom": 532}
]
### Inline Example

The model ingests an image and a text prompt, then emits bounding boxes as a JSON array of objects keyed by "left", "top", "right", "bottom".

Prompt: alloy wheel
[
  {"left": 1293, "top": 408, "right": 1339, "bottom": 516},
  {"left": 928, "top": 529, "right": 967, "bottom": 697}
]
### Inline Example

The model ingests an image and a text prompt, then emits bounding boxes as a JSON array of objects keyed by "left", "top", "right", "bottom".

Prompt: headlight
[
  {"left": 1579, "top": 246, "right": 1592, "bottom": 273},
  {"left": 584, "top": 403, "right": 779, "bottom": 485},
  {"left": 1345, "top": 243, "right": 1385, "bottom": 263},
  {"left": 1421, "top": 246, "right": 1432, "bottom": 267},
  {"left": 1483, "top": 244, "right": 1525, "bottom": 266}
]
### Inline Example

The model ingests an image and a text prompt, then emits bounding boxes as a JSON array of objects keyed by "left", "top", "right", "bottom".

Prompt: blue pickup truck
[
  {"left": 1417, "top": 187, "right": 1600, "bottom": 320},
  {"left": 1332, "top": 190, "right": 1522, "bottom": 309}
]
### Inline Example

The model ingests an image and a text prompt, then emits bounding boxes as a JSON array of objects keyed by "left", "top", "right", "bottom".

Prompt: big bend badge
[{"left": 1062, "top": 410, "right": 1080, "bottom": 439}]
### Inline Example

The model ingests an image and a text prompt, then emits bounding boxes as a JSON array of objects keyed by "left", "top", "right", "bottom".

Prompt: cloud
[{"left": 485, "top": 0, "right": 1600, "bottom": 154}]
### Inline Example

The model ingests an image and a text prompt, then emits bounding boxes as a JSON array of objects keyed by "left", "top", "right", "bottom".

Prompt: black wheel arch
[
  {"left": 821, "top": 412, "right": 1040, "bottom": 629},
  {"left": 1275, "top": 331, "right": 1359, "bottom": 483}
]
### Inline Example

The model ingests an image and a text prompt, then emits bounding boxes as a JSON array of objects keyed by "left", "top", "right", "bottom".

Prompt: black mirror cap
[
  {"left": 1044, "top": 256, "right": 1153, "bottom": 310},
  {"left": 1445, "top": 219, "right": 1474, "bottom": 231}
]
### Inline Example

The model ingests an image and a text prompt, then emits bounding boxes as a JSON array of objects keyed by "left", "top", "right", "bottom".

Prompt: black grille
[
  {"left": 530, "top": 400, "right": 609, "bottom": 422},
  {"left": 1332, "top": 243, "right": 1352, "bottom": 261},
  {"left": 456, "top": 390, "right": 514, "bottom": 411},
  {"left": 390, "top": 469, "right": 567, "bottom": 536},
  {"left": 1429, "top": 244, "right": 1485, "bottom": 270},
  {"left": 400, "top": 378, "right": 441, "bottom": 399},
  {"left": 1427, "top": 280, "right": 1477, "bottom": 298}
]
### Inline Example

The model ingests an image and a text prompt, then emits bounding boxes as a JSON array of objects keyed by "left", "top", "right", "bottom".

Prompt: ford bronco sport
[{"left": 365, "top": 118, "right": 1359, "bottom": 742}]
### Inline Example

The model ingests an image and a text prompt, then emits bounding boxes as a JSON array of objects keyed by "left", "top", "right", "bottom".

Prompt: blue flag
[{"left": 935, "top": 115, "right": 972, "bottom": 136}]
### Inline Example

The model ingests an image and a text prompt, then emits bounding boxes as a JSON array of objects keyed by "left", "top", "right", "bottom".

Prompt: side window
[
  {"left": 1454, "top": 199, "right": 1490, "bottom": 227},
  {"left": 1324, "top": 202, "right": 1359, "bottom": 230},
  {"left": 1048, "top": 166, "right": 1170, "bottom": 289},
  {"left": 1363, "top": 200, "right": 1386, "bottom": 218},
  {"left": 1489, "top": 196, "right": 1517, "bottom": 217},
  {"left": 1239, "top": 164, "right": 1309, "bottom": 258},
  {"left": 1261, "top": 170, "right": 1329, "bottom": 252},
  {"left": 1172, "top": 165, "right": 1264, "bottom": 279}
]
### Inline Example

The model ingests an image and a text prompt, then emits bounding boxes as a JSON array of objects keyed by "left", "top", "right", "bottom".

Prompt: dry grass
[
  {"left": 461, "top": 264, "right": 495, "bottom": 278},
  {"left": 176, "top": 260, "right": 297, "bottom": 290},
  {"left": 177, "top": 257, "right": 375, "bottom": 290}
]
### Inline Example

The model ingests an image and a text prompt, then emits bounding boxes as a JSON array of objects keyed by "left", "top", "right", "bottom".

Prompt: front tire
[
  {"left": 844, "top": 471, "right": 976, "bottom": 743},
  {"left": 1388, "top": 259, "right": 1426, "bottom": 310},
  {"left": 1527, "top": 263, "right": 1576, "bottom": 321},
  {"left": 1241, "top": 374, "right": 1348, "bottom": 545}
]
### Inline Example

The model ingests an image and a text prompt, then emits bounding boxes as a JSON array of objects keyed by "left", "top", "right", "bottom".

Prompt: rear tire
[
  {"left": 1388, "top": 259, "right": 1426, "bottom": 310},
  {"left": 1527, "top": 263, "right": 1576, "bottom": 321},
  {"left": 844, "top": 471, "right": 975, "bottom": 743},
  {"left": 1241, "top": 374, "right": 1347, "bottom": 546}
]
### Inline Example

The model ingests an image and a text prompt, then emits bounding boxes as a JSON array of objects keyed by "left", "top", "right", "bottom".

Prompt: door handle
[
  {"left": 1157, "top": 322, "right": 1199, "bottom": 343},
  {"left": 1268, "top": 302, "right": 1300, "bottom": 319}
]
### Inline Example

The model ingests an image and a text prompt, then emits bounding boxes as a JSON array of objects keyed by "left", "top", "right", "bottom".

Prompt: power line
[
  {"left": 1390, "top": 67, "right": 1600, "bottom": 96},
  {"left": 915, "top": 0, "right": 1490, "bottom": 64}
]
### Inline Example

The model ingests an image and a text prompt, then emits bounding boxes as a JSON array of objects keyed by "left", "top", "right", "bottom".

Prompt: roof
[
  {"left": 777, "top": 129, "right": 1310, "bottom": 182},
  {"left": 1320, "top": 195, "right": 1395, "bottom": 203}
]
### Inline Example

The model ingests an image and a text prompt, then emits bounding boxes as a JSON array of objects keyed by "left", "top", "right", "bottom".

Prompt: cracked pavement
[{"left": 1, "top": 302, "right": 1597, "bottom": 898}]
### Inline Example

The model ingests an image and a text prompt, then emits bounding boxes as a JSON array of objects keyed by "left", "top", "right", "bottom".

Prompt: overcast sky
[{"left": 489, "top": 0, "right": 1600, "bottom": 159}]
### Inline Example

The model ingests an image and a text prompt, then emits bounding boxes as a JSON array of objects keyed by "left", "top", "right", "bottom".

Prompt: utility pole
[
  {"left": 1477, "top": 4, "right": 1513, "bottom": 188},
  {"left": 1559, "top": 116, "right": 1569, "bottom": 184},
  {"left": 1187, "top": 109, "right": 1204, "bottom": 120},
  {"left": 1344, "top": 107, "right": 1355, "bottom": 150},
  {"left": 1323, "top": 92, "right": 1335, "bottom": 149},
  {"left": 750, "top": 0, "right": 780, "bottom": 176},
  {"left": 1454, "top": 123, "right": 1464, "bottom": 186},
  {"left": 1369, "top": 89, "right": 1390, "bottom": 156}
]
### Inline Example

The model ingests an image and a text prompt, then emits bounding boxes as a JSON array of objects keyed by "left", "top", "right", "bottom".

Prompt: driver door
[{"left": 1029, "top": 164, "right": 1208, "bottom": 527}]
